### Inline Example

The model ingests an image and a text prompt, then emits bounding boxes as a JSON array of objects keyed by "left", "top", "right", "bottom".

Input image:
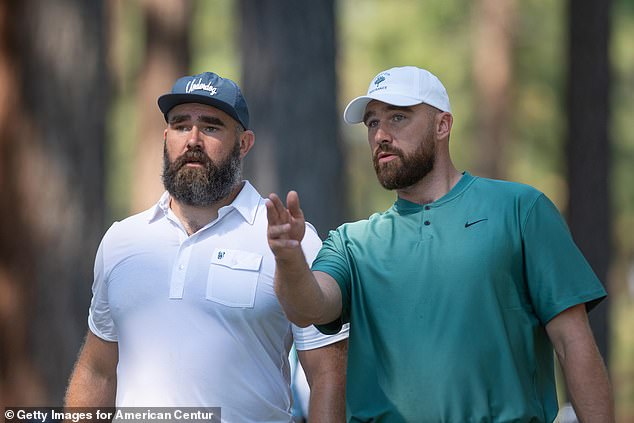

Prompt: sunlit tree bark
[{"left": 471, "top": 0, "right": 517, "bottom": 178}]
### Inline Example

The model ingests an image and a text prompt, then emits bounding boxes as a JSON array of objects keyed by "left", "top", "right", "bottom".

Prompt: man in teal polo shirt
[{"left": 266, "top": 66, "right": 614, "bottom": 422}]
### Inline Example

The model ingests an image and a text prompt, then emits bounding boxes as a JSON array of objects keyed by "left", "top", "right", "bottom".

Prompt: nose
[
  {"left": 372, "top": 122, "right": 393, "bottom": 147},
  {"left": 186, "top": 125, "right": 203, "bottom": 149}
]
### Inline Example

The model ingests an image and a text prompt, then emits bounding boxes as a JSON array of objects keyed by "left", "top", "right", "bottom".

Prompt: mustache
[
  {"left": 373, "top": 143, "right": 404, "bottom": 161},
  {"left": 172, "top": 148, "right": 212, "bottom": 170}
]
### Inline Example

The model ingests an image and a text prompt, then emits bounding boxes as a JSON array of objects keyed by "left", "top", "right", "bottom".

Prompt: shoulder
[
  {"left": 331, "top": 213, "right": 376, "bottom": 236},
  {"left": 98, "top": 204, "right": 163, "bottom": 260},
  {"left": 470, "top": 176, "right": 543, "bottom": 200},
  {"left": 467, "top": 176, "right": 547, "bottom": 214},
  {"left": 322, "top": 209, "right": 392, "bottom": 246},
  {"left": 467, "top": 176, "right": 571, "bottom": 237},
  {"left": 103, "top": 210, "right": 148, "bottom": 236}
]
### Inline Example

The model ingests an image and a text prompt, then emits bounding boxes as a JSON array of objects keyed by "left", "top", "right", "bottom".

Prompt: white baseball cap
[{"left": 343, "top": 66, "right": 451, "bottom": 124}]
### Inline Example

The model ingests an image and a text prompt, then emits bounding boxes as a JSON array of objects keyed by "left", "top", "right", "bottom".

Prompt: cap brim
[
  {"left": 343, "top": 94, "right": 423, "bottom": 124},
  {"left": 158, "top": 93, "right": 246, "bottom": 128}
]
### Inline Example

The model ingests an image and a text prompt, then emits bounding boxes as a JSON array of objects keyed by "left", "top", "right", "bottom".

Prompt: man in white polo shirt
[{"left": 64, "top": 72, "right": 348, "bottom": 422}]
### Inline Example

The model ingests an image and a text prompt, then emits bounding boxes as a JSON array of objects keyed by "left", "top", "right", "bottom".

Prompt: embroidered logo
[
  {"left": 369, "top": 72, "right": 390, "bottom": 94},
  {"left": 217, "top": 251, "right": 225, "bottom": 260},
  {"left": 186, "top": 78, "right": 217, "bottom": 96}
]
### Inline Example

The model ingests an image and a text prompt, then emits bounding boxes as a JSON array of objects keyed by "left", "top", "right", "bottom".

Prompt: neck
[
  {"left": 170, "top": 181, "right": 245, "bottom": 235},
  {"left": 395, "top": 164, "right": 462, "bottom": 205}
]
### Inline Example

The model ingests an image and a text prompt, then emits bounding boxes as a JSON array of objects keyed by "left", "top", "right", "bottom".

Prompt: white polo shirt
[{"left": 88, "top": 181, "right": 348, "bottom": 422}]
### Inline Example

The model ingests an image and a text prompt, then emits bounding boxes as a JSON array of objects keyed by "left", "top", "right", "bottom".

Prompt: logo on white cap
[{"left": 369, "top": 73, "right": 390, "bottom": 95}]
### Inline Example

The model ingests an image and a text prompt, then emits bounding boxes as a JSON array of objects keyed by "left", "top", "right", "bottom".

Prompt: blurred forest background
[{"left": 0, "top": 0, "right": 632, "bottom": 420}]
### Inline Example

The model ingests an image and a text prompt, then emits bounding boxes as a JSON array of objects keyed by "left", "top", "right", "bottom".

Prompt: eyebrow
[
  {"left": 362, "top": 105, "right": 414, "bottom": 124},
  {"left": 168, "top": 114, "right": 227, "bottom": 128},
  {"left": 168, "top": 114, "right": 190, "bottom": 124},
  {"left": 198, "top": 115, "right": 226, "bottom": 127}
]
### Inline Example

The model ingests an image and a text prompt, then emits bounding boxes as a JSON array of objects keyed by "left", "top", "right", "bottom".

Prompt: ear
[
  {"left": 163, "top": 128, "right": 168, "bottom": 142},
  {"left": 436, "top": 112, "right": 453, "bottom": 140},
  {"left": 239, "top": 130, "right": 255, "bottom": 159}
]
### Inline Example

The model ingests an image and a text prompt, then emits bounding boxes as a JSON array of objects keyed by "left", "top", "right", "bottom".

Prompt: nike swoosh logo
[{"left": 465, "top": 218, "right": 488, "bottom": 228}]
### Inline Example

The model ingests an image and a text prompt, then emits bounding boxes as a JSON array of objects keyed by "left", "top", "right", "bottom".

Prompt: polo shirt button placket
[
  {"left": 421, "top": 205, "right": 433, "bottom": 239},
  {"left": 170, "top": 239, "right": 194, "bottom": 300}
]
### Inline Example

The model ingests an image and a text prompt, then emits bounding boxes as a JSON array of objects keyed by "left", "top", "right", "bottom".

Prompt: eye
[
  {"left": 173, "top": 124, "right": 192, "bottom": 132},
  {"left": 364, "top": 118, "right": 379, "bottom": 128},
  {"left": 201, "top": 126, "right": 219, "bottom": 135},
  {"left": 391, "top": 113, "right": 406, "bottom": 122}
]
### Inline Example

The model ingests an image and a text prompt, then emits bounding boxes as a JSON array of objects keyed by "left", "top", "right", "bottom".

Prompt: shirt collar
[
  {"left": 394, "top": 172, "right": 475, "bottom": 214},
  {"left": 227, "top": 180, "right": 261, "bottom": 225},
  {"left": 146, "top": 181, "right": 261, "bottom": 225},
  {"left": 146, "top": 191, "right": 171, "bottom": 223}
]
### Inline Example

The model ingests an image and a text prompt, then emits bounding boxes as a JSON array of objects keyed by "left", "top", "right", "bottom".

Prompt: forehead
[
  {"left": 365, "top": 100, "right": 428, "bottom": 114},
  {"left": 167, "top": 102, "right": 235, "bottom": 124}
]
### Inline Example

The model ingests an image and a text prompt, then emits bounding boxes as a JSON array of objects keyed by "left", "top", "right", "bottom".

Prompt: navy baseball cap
[{"left": 158, "top": 72, "right": 250, "bottom": 129}]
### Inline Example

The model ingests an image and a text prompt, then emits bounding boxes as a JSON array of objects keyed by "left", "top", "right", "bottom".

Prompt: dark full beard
[
  {"left": 162, "top": 142, "right": 242, "bottom": 207},
  {"left": 373, "top": 133, "right": 436, "bottom": 190}
]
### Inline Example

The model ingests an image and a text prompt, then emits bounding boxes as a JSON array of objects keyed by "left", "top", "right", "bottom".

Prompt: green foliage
[
  {"left": 106, "top": 1, "right": 145, "bottom": 221},
  {"left": 190, "top": 0, "right": 240, "bottom": 78},
  {"left": 613, "top": 0, "right": 634, "bottom": 255},
  {"left": 505, "top": 0, "right": 568, "bottom": 210}
]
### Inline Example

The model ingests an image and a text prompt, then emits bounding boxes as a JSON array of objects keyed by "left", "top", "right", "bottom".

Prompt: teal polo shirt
[{"left": 313, "top": 172, "right": 606, "bottom": 423}]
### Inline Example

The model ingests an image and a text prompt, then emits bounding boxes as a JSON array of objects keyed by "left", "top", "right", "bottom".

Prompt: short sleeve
[
  {"left": 311, "top": 229, "right": 352, "bottom": 335},
  {"left": 523, "top": 194, "right": 607, "bottom": 324},
  {"left": 292, "top": 322, "right": 350, "bottom": 351},
  {"left": 301, "top": 222, "right": 323, "bottom": 265},
  {"left": 87, "top": 229, "right": 118, "bottom": 342}
]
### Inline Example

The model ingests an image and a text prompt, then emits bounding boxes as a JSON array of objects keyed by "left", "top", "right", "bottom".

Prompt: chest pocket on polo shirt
[{"left": 207, "top": 248, "right": 262, "bottom": 308}]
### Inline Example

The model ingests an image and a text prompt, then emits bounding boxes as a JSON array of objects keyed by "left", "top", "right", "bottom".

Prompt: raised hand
[{"left": 266, "top": 191, "right": 306, "bottom": 257}]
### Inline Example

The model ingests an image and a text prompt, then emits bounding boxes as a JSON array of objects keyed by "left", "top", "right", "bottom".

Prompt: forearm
[
  {"left": 64, "top": 332, "right": 118, "bottom": 408},
  {"left": 558, "top": 344, "right": 614, "bottom": 422},
  {"left": 64, "top": 363, "right": 116, "bottom": 407},
  {"left": 307, "top": 373, "right": 346, "bottom": 422},
  {"left": 274, "top": 249, "right": 331, "bottom": 327},
  {"left": 301, "top": 341, "right": 348, "bottom": 422}
]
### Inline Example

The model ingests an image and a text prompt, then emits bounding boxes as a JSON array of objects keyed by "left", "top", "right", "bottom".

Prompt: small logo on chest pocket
[{"left": 217, "top": 251, "right": 225, "bottom": 260}]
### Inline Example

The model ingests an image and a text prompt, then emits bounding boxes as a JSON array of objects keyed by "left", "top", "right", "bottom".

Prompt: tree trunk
[
  {"left": 0, "top": 0, "right": 108, "bottom": 404},
  {"left": 239, "top": 0, "right": 345, "bottom": 238},
  {"left": 130, "top": 0, "right": 191, "bottom": 213},
  {"left": 471, "top": 0, "right": 517, "bottom": 179},
  {"left": 566, "top": 0, "right": 612, "bottom": 364}
]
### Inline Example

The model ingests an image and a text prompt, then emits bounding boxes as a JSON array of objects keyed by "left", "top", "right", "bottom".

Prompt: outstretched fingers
[
  {"left": 266, "top": 193, "right": 300, "bottom": 249},
  {"left": 286, "top": 191, "right": 304, "bottom": 221},
  {"left": 266, "top": 193, "right": 285, "bottom": 224}
]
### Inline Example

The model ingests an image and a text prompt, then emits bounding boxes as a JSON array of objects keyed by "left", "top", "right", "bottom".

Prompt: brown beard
[
  {"left": 373, "top": 130, "right": 436, "bottom": 190},
  {"left": 162, "top": 141, "right": 241, "bottom": 206}
]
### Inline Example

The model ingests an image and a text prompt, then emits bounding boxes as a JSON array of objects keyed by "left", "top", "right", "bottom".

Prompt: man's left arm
[
  {"left": 545, "top": 303, "right": 615, "bottom": 422},
  {"left": 297, "top": 339, "right": 348, "bottom": 422}
]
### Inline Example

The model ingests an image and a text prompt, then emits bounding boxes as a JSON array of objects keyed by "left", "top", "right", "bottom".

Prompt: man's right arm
[
  {"left": 64, "top": 330, "right": 118, "bottom": 407},
  {"left": 266, "top": 192, "right": 342, "bottom": 327}
]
